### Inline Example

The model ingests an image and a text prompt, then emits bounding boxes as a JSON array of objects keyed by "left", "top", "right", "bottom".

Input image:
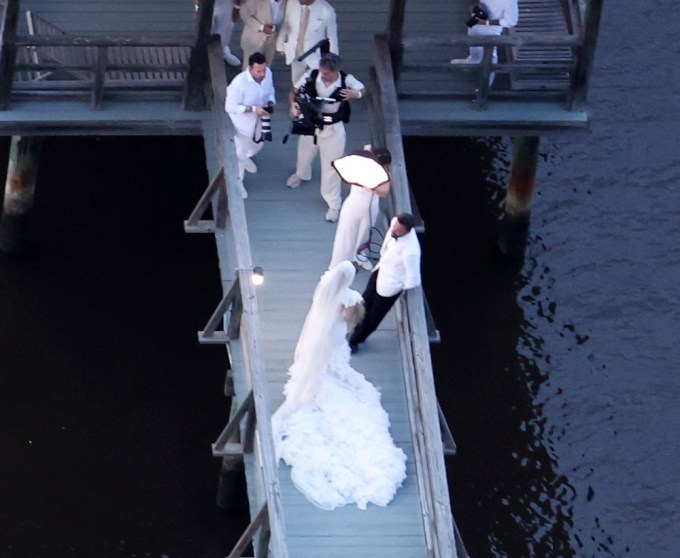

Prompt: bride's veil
[{"left": 277, "top": 261, "right": 356, "bottom": 410}]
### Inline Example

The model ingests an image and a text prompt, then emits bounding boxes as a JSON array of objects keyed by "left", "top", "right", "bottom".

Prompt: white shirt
[
  {"left": 225, "top": 67, "right": 276, "bottom": 136},
  {"left": 225, "top": 67, "right": 276, "bottom": 114},
  {"left": 471, "top": 0, "right": 519, "bottom": 35},
  {"left": 375, "top": 218, "right": 421, "bottom": 297}
]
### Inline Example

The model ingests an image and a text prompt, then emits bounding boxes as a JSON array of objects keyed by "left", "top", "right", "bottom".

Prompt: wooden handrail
[
  {"left": 373, "top": 32, "right": 457, "bottom": 558},
  {"left": 206, "top": 37, "right": 288, "bottom": 558},
  {"left": 402, "top": 32, "right": 582, "bottom": 48},
  {"left": 15, "top": 35, "right": 195, "bottom": 48}
]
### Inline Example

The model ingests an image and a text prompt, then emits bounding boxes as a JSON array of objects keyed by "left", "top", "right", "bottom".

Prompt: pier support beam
[
  {"left": 0, "top": 136, "right": 43, "bottom": 252},
  {"left": 216, "top": 392, "right": 247, "bottom": 512},
  {"left": 498, "top": 136, "right": 539, "bottom": 259}
]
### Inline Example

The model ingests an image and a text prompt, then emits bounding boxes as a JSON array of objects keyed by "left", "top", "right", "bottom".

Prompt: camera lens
[{"left": 260, "top": 116, "right": 272, "bottom": 141}]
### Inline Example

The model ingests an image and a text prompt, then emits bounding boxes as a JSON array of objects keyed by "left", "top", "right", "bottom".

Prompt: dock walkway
[{"left": 232, "top": 91, "right": 428, "bottom": 558}]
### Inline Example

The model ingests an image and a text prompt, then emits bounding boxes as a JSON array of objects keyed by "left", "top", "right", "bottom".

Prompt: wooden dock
[{"left": 1, "top": 0, "right": 602, "bottom": 556}]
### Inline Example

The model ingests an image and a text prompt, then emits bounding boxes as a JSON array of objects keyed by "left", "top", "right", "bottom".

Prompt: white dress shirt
[
  {"left": 225, "top": 67, "right": 276, "bottom": 137},
  {"left": 375, "top": 218, "right": 421, "bottom": 297}
]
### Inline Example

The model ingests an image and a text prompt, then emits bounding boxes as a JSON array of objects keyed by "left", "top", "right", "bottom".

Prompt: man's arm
[
  {"left": 497, "top": 0, "right": 519, "bottom": 28},
  {"left": 225, "top": 76, "right": 268, "bottom": 115},
  {"left": 275, "top": 2, "right": 291, "bottom": 51},
  {"left": 402, "top": 252, "right": 422, "bottom": 290},
  {"left": 225, "top": 79, "right": 246, "bottom": 114},
  {"left": 339, "top": 74, "right": 365, "bottom": 101},
  {"left": 241, "top": 0, "right": 277, "bottom": 35}
]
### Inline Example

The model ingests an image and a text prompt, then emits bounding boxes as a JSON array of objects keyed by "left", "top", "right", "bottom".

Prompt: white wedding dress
[{"left": 271, "top": 261, "right": 407, "bottom": 510}]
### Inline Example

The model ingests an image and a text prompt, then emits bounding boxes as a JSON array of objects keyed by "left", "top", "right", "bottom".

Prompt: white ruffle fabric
[{"left": 271, "top": 261, "right": 407, "bottom": 510}]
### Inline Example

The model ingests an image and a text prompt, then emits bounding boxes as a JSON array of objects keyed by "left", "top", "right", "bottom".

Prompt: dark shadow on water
[
  {"left": 0, "top": 137, "right": 248, "bottom": 557},
  {"left": 406, "top": 136, "right": 578, "bottom": 558}
]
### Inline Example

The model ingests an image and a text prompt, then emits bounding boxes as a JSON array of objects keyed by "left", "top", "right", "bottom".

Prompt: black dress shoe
[{"left": 349, "top": 342, "right": 359, "bottom": 354}]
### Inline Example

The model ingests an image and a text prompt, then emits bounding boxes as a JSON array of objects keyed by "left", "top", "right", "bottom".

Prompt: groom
[{"left": 348, "top": 213, "right": 421, "bottom": 353}]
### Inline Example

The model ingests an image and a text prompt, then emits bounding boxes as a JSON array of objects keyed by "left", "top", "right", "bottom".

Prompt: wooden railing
[
  {"left": 0, "top": 0, "right": 214, "bottom": 110},
  {"left": 183, "top": 36, "right": 288, "bottom": 558},
  {"left": 370, "top": 32, "right": 460, "bottom": 558},
  {"left": 385, "top": 0, "right": 603, "bottom": 110}
]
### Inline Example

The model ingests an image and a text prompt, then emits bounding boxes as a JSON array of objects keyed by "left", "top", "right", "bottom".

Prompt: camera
[
  {"left": 466, "top": 4, "right": 489, "bottom": 27},
  {"left": 290, "top": 88, "right": 334, "bottom": 135},
  {"left": 260, "top": 104, "right": 274, "bottom": 142}
]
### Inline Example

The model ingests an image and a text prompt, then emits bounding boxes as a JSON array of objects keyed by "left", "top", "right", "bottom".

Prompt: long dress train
[{"left": 271, "top": 261, "right": 407, "bottom": 510}]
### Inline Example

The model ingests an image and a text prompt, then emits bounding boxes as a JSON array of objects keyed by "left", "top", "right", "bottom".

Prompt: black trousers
[{"left": 349, "top": 269, "right": 401, "bottom": 345}]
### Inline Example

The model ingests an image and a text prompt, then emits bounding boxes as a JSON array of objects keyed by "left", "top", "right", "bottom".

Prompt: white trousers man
[{"left": 294, "top": 123, "right": 345, "bottom": 221}]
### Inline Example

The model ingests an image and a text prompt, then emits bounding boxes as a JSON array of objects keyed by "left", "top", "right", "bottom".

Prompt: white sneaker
[
  {"left": 450, "top": 58, "right": 471, "bottom": 64},
  {"left": 244, "top": 158, "right": 257, "bottom": 174},
  {"left": 355, "top": 258, "right": 374, "bottom": 271},
  {"left": 224, "top": 51, "right": 241, "bottom": 67},
  {"left": 325, "top": 208, "right": 340, "bottom": 222},
  {"left": 286, "top": 173, "right": 306, "bottom": 188}
]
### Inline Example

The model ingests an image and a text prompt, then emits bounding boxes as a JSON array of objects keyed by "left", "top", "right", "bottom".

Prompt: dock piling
[
  {"left": 498, "top": 135, "right": 539, "bottom": 259},
  {"left": 0, "top": 136, "right": 43, "bottom": 252}
]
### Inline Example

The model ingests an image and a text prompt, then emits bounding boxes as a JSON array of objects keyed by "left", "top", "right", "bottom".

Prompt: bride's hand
[{"left": 342, "top": 305, "right": 355, "bottom": 323}]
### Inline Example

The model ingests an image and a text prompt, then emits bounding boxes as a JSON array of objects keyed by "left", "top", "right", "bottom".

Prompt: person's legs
[
  {"left": 213, "top": 4, "right": 240, "bottom": 66},
  {"left": 235, "top": 135, "right": 263, "bottom": 197},
  {"left": 262, "top": 36, "right": 277, "bottom": 66},
  {"left": 319, "top": 125, "right": 345, "bottom": 212},
  {"left": 290, "top": 60, "right": 308, "bottom": 85},
  {"left": 349, "top": 271, "right": 400, "bottom": 347},
  {"left": 294, "top": 134, "right": 318, "bottom": 181}
]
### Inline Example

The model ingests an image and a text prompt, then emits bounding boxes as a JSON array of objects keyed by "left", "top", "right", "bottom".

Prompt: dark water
[
  {"left": 407, "top": 1, "right": 680, "bottom": 557},
  {"left": 2, "top": 1, "right": 679, "bottom": 557},
  {"left": 0, "top": 137, "right": 248, "bottom": 557}
]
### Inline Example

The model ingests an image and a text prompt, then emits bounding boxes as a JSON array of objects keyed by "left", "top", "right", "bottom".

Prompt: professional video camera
[
  {"left": 466, "top": 3, "right": 490, "bottom": 27},
  {"left": 290, "top": 87, "right": 337, "bottom": 136}
]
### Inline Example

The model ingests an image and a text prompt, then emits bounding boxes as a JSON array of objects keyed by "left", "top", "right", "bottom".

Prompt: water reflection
[{"left": 405, "top": 136, "right": 610, "bottom": 558}]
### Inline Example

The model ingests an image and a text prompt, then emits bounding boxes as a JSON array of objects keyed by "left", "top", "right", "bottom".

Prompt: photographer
[
  {"left": 450, "top": 0, "right": 519, "bottom": 76},
  {"left": 286, "top": 53, "right": 365, "bottom": 222},
  {"left": 225, "top": 52, "right": 276, "bottom": 198}
]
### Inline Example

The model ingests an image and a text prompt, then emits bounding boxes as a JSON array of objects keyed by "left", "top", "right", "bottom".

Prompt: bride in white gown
[{"left": 271, "top": 261, "right": 407, "bottom": 510}]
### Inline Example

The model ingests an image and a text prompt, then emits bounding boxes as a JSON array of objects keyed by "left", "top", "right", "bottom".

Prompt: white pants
[
  {"left": 466, "top": 24, "right": 502, "bottom": 64},
  {"left": 329, "top": 186, "right": 379, "bottom": 270},
  {"left": 235, "top": 134, "right": 264, "bottom": 180},
  {"left": 295, "top": 123, "right": 345, "bottom": 211},
  {"left": 290, "top": 59, "right": 311, "bottom": 86},
  {"left": 212, "top": 0, "right": 236, "bottom": 57}
]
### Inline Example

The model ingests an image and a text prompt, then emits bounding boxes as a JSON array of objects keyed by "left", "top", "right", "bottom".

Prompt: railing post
[
  {"left": 183, "top": 0, "right": 216, "bottom": 111},
  {"left": 473, "top": 45, "right": 494, "bottom": 110},
  {"left": 91, "top": 45, "right": 108, "bottom": 110},
  {"left": 0, "top": 0, "right": 20, "bottom": 110},
  {"left": 386, "top": 0, "right": 406, "bottom": 83},
  {"left": 569, "top": 0, "right": 603, "bottom": 109}
]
